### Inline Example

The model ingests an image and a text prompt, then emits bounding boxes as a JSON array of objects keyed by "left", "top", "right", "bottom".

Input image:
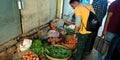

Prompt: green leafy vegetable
[
  {"left": 30, "top": 39, "right": 42, "bottom": 48},
  {"left": 30, "top": 39, "right": 44, "bottom": 56},
  {"left": 65, "top": 28, "right": 74, "bottom": 35},
  {"left": 30, "top": 47, "right": 44, "bottom": 56},
  {"left": 46, "top": 46, "right": 72, "bottom": 59}
]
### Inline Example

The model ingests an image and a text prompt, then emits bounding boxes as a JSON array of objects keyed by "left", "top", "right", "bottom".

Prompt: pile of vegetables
[
  {"left": 30, "top": 39, "right": 42, "bottom": 48},
  {"left": 25, "top": 38, "right": 74, "bottom": 59},
  {"left": 64, "top": 34, "right": 78, "bottom": 50},
  {"left": 30, "top": 48, "right": 44, "bottom": 56},
  {"left": 29, "top": 39, "right": 49, "bottom": 60},
  {"left": 29, "top": 39, "right": 45, "bottom": 56},
  {"left": 66, "top": 39, "right": 77, "bottom": 45},
  {"left": 29, "top": 39, "right": 48, "bottom": 56},
  {"left": 63, "top": 39, "right": 77, "bottom": 50},
  {"left": 22, "top": 51, "right": 39, "bottom": 60},
  {"left": 46, "top": 46, "right": 72, "bottom": 59},
  {"left": 65, "top": 28, "right": 74, "bottom": 35}
]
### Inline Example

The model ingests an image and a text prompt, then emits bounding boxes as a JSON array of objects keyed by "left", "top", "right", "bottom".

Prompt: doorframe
[{"left": 56, "top": 0, "right": 64, "bottom": 19}]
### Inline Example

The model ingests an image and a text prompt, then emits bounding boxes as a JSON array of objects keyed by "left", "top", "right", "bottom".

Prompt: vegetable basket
[
  {"left": 62, "top": 44, "right": 77, "bottom": 50},
  {"left": 52, "top": 44, "right": 69, "bottom": 49},
  {"left": 46, "top": 44, "right": 71, "bottom": 60},
  {"left": 13, "top": 51, "right": 26, "bottom": 60},
  {"left": 46, "top": 54, "right": 70, "bottom": 60},
  {"left": 13, "top": 50, "right": 38, "bottom": 60}
]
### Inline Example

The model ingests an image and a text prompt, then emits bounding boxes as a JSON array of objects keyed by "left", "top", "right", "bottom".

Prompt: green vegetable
[
  {"left": 46, "top": 46, "right": 72, "bottom": 59},
  {"left": 65, "top": 28, "right": 74, "bottom": 35},
  {"left": 30, "top": 47, "right": 44, "bottom": 56},
  {"left": 30, "top": 39, "right": 43, "bottom": 56},
  {"left": 30, "top": 39, "right": 42, "bottom": 48}
]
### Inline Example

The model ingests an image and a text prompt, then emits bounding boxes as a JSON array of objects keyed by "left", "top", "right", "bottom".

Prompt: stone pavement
[{"left": 82, "top": 48, "right": 99, "bottom": 60}]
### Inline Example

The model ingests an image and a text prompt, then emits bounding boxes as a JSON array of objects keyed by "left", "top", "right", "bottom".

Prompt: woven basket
[
  {"left": 13, "top": 51, "right": 38, "bottom": 60},
  {"left": 13, "top": 51, "right": 27, "bottom": 60},
  {"left": 46, "top": 54, "right": 70, "bottom": 60},
  {"left": 46, "top": 44, "right": 70, "bottom": 60},
  {"left": 52, "top": 44, "right": 69, "bottom": 49},
  {"left": 62, "top": 44, "right": 77, "bottom": 50}
]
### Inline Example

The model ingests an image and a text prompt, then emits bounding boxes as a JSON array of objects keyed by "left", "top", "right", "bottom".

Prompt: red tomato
[
  {"left": 33, "top": 57, "right": 36, "bottom": 60},
  {"left": 29, "top": 57, "right": 33, "bottom": 60},
  {"left": 29, "top": 51, "right": 33, "bottom": 55},
  {"left": 25, "top": 52, "right": 29, "bottom": 55},
  {"left": 39, "top": 55, "right": 44, "bottom": 59},
  {"left": 36, "top": 58, "right": 39, "bottom": 60}
]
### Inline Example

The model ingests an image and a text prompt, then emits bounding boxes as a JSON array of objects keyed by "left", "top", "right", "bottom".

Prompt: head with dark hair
[
  {"left": 48, "top": 20, "right": 57, "bottom": 29},
  {"left": 69, "top": 0, "right": 80, "bottom": 9},
  {"left": 69, "top": 0, "right": 80, "bottom": 4}
]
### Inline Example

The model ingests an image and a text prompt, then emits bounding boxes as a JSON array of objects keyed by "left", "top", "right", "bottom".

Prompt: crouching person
[{"left": 69, "top": 0, "right": 95, "bottom": 60}]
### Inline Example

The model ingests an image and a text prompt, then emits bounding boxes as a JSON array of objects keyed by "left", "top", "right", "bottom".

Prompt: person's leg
[
  {"left": 116, "top": 37, "right": 120, "bottom": 53},
  {"left": 104, "top": 32, "right": 116, "bottom": 42},
  {"left": 89, "top": 31, "right": 98, "bottom": 51},
  {"left": 84, "top": 33, "right": 93, "bottom": 56},
  {"left": 110, "top": 36, "right": 120, "bottom": 60},
  {"left": 111, "top": 48, "right": 120, "bottom": 60},
  {"left": 104, "top": 35, "right": 120, "bottom": 60},
  {"left": 75, "top": 33, "right": 88, "bottom": 60},
  {"left": 97, "top": 32, "right": 115, "bottom": 60},
  {"left": 97, "top": 53, "right": 102, "bottom": 60}
]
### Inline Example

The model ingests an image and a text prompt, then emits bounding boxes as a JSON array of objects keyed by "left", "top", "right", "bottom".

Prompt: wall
[
  {"left": 0, "top": 0, "right": 63, "bottom": 59},
  {"left": 0, "top": 0, "right": 21, "bottom": 45},
  {"left": 21, "top": 0, "right": 57, "bottom": 33}
]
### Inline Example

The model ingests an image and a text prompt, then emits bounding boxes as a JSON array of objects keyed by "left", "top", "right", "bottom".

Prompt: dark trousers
[
  {"left": 104, "top": 35, "right": 120, "bottom": 60},
  {"left": 111, "top": 48, "right": 120, "bottom": 60},
  {"left": 89, "top": 31, "right": 98, "bottom": 51},
  {"left": 75, "top": 33, "right": 92, "bottom": 60}
]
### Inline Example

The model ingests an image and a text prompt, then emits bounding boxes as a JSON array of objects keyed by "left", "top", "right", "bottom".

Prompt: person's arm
[
  {"left": 65, "top": 21, "right": 74, "bottom": 26},
  {"left": 74, "top": 16, "right": 81, "bottom": 33},
  {"left": 102, "top": 2, "right": 116, "bottom": 36},
  {"left": 74, "top": 6, "right": 82, "bottom": 33},
  {"left": 102, "top": 12, "right": 113, "bottom": 36},
  {"left": 65, "top": 13, "right": 75, "bottom": 25}
]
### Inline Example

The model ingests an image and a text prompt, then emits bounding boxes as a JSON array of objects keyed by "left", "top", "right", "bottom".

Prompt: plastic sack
[{"left": 20, "top": 39, "right": 32, "bottom": 51}]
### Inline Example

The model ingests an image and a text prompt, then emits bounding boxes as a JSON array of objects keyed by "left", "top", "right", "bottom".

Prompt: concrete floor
[{"left": 83, "top": 49, "right": 99, "bottom": 60}]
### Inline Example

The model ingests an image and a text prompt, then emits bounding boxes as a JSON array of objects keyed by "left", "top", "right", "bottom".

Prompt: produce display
[
  {"left": 46, "top": 46, "right": 72, "bottom": 59},
  {"left": 30, "top": 48, "right": 44, "bottom": 56},
  {"left": 17, "top": 27, "right": 77, "bottom": 60},
  {"left": 29, "top": 39, "right": 73, "bottom": 59},
  {"left": 66, "top": 39, "right": 77, "bottom": 45},
  {"left": 63, "top": 34, "right": 78, "bottom": 50},
  {"left": 29, "top": 39, "right": 49, "bottom": 60},
  {"left": 30, "top": 39, "right": 42, "bottom": 48},
  {"left": 29, "top": 39, "right": 45, "bottom": 56},
  {"left": 22, "top": 51, "right": 39, "bottom": 60}
]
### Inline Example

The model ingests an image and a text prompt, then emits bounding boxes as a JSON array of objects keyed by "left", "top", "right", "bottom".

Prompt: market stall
[{"left": 14, "top": 19, "right": 77, "bottom": 60}]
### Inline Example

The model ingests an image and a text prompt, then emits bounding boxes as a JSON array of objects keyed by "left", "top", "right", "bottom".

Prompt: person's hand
[
  {"left": 51, "top": 42, "right": 55, "bottom": 45},
  {"left": 70, "top": 21, "right": 75, "bottom": 24},
  {"left": 74, "top": 26, "right": 79, "bottom": 34},
  {"left": 102, "top": 30, "right": 107, "bottom": 37},
  {"left": 74, "top": 30, "right": 78, "bottom": 34},
  {"left": 55, "top": 38, "right": 61, "bottom": 42},
  {"left": 61, "top": 42, "right": 64, "bottom": 45},
  {"left": 73, "top": 34, "right": 77, "bottom": 39}
]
